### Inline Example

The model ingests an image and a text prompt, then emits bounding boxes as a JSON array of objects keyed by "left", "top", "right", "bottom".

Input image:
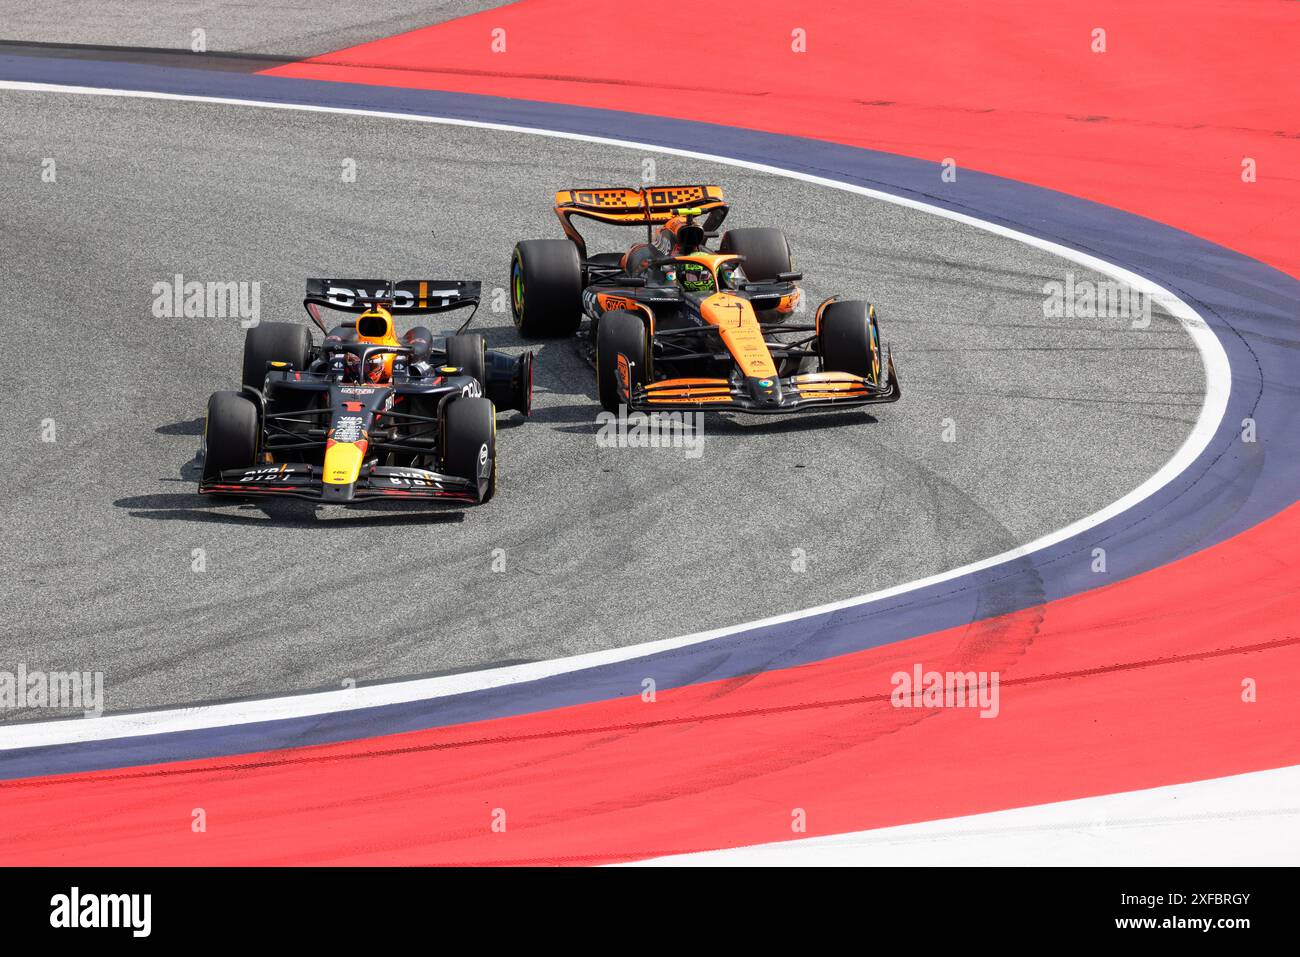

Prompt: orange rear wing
[{"left": 554, "top": 185, "right": 729, "bottom": 256}]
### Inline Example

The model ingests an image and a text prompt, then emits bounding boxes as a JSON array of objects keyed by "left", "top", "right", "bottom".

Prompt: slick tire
[
  {"left": 242, "top": 321, "right": 313, "bottom": 390},
  {"left": 818, "top": 300, "right": 881, "bottom": 381},
  {"left": 596, "top": 310, "right": 650, "bottom": 414},
  {"left": 202, "top": 390, "right": 259, "bottom": 483},
  {"left": 510, "top": 239, "right": 583, "bottom": 338},
  {"left": 442, "top": 396, "right": 497, "bottom": 504}
]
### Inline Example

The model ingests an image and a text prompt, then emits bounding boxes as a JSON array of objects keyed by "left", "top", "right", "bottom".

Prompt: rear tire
[
  {"left": 819, "top": 300, "right": 881, "bottom": 380},
  {"left": 202, "top": 391, "right": 259, "bottom": 483},
  {"left": 511, "top": 239, "right": 583, "bottom": 338},
  {"left": 483, "top": 349, "right": 533, "bottom": 416},
  {"left": 442, "top": 396, "right": 497, "bottom": 503},
  {"left": 717, "top": 227, "right": 792, "bottom": 282},
  {"left": 596, "top": 311, "right": 650, "bottom": 414},
  {"left": 242, "top": 322, "right": 312, "bottom": 390},
  {"left": 445, "top": 333, "right": 486, "bottom": 389}
]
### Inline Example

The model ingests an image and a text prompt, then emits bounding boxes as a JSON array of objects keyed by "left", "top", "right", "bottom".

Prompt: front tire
[
  {"left": 819, "top": 300, "right": 882, "bottom": 381},
  {"left": 242, "top": 322, "right": 312, "bottom": 390},
  {"left": 202, "top": 391, "right": 259, "bottom": 483},
  {"left": 596, "top": 311, "right": 650, "bottom": 414},
  {"left": 442, "top": 397, "right": 497, "bottom": 503},
  {"left": 511, "top": 239, "right": 583, "bottom": 338}
]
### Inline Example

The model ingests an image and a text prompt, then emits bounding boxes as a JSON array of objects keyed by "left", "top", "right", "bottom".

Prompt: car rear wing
[
  {"left": 553, "top": 185, "right": 729, "bottom": 257},
  {"left": 302, "top": 278, "right": 481, "bottom": 332}
]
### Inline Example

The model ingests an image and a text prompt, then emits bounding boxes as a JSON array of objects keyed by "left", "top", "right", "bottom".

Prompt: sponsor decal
[
  {"left": 599, "top": 294, "right": 637, "bottom": 311},
  {"left": 646, "top": 186, "right": 707, "bottom": 207},
  {"left": 238, "top": 466, "right": 291, "bottom": 483},
  {"left": 384, "top": 467, "right": 440, "bottom": 488},
  {"left": 324, "top": 284, "right": 458, "bottom": 310},
  {"left": 387, "top": 476, "right": 436, "bottom": 488},
  {"left": 332, "top": 415, "right": 364, "bottom": 443}
]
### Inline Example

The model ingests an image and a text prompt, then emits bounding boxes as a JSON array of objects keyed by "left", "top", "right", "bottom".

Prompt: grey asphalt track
[
  {"left": 0, "top": 88, "right": 1204, "bottom": 719},
  {"left": 0, "top": 1, "right": 503, "bottom": 56}
]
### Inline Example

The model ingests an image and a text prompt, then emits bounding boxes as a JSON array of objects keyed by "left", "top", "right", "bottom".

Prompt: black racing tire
[
  {"left": 442, "top": 396, "right": 497, "bottom": 504},
  {"left": 445, "top": 333, "right": 487, "bottom": 389},
  {"left": 202, "top": 390, "right": 259, "bottom": 483},
  {"left": 818, "top": 300, "right": 881, "bottom": 380},
  {"left": 717, "top": 227, "right": 793, "bottom": 282},
  {"left": 510, "top": 239, "right": 583, "bottom": 338},
  {"left": 241, "top": 321, "right": 313, "bottom": 390},
  {"left": 596, "top": 310, "right": 650, "bottom": 414},
  {"left": 483, "top": 349, "right": 533, "bottom": 416}
]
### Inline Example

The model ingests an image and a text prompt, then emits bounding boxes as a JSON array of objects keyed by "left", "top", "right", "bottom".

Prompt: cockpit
[{"left": 661, "top": 257, "right": 748, "bottom": 295}]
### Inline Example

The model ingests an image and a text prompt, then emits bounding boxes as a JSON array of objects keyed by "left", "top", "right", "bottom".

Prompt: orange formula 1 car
[{"left": 509, "top": 184, "right": 900, "bottom": 414}]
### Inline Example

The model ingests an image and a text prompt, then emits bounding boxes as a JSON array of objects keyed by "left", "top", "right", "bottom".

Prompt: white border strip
[
  {"left": 630, "top": 764, "right": 1300, "bottom": 866},
  {"left": 0, "top": 81, "right": 1231, "bottom": 751}
]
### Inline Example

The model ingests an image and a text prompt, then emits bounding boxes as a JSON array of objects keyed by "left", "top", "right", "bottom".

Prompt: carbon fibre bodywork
[
  {"left": 199, "top": 278, "right": 530, "bottom": 505},
  {"left": 520, "top": 185, "right": 900, "bottom": 414},
  {"left": 201, "top": 371, "right": 489, "bottom": 504}
]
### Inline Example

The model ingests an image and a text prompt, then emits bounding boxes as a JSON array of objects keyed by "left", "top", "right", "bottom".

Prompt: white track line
[
  {"left": 0, "top": 80, "right": 1231, "bottom": 751},
  {"left": 631, "top": 763, "right": 1300, "bottom": 866}
]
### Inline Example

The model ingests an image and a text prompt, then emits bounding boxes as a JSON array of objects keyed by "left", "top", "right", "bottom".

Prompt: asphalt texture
[
  {"left": 0, "top": 1, "right": 503, "bottom": 57},
  {"left": 0, "top": 88, "right": 1204, "bottom": 718}
]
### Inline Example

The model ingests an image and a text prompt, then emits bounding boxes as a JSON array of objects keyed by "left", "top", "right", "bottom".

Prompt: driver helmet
[
  {"left": 678, "top": 261, "right": 716, "bottom": 294},
  {"left": 717, "top": 259, "right": 748, "bottom": 290},
  {"left": 365, "top": 352, "right": 392, "bottom": 383}
]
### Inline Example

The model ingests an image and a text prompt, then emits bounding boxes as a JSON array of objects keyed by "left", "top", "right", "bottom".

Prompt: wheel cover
[{"left": 511, "top": 257, "right": 524, "bottom": 315}]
